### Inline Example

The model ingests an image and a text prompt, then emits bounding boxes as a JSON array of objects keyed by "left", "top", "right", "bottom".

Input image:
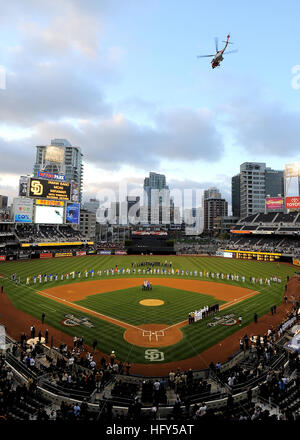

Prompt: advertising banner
[
  {"left": 266, "top": 197, "right": 284, "bottom": 211},
  {"left": 29, "top": 178, "right": 70, "bottom": 201},
  {"left": 36, "top": 199, "right": 64, "bottom": 207},
  {"left": 55, "top": 252, "right": 74, "bottom": 258},
  {"left": 223, "top": 252, "right": 233, "bottom": 258},
  {"left": 19, "top": 176, "right": 29, "bottom": 197},
  {"left": 293, "top": 258, "right": 300, "bottom": 266},
  {"left": 115, "top": 250, "right": 127, "bottom": 255},
  {"left": 71, "top": 181, "right": 79, "bottom": 203},
  {"left": 0, "top": 256, "right": 6, "bottom": 261},
  {"left": 38, "top": 171, "right": 65, "bottom": 181},
  {"left": 76, "top": 251, "right": 86, "bottom": 256},
  {"left": 18, "top": 254, "right": 30, "bottom": 260},
  {"left": 86, "top": 249, "right": 96, "bottom": 255},
  {"left": 98, "top": 250, "right": 112, "bottom": 255},
  {"left": 40, "top": 253, "right": 53, "bottom": 259},
  {"left": 286, "top": 196, "right": 300, "bottom": 210},
  {"left": 13, "top": 197, "right": 33, "bottom": 223},
  {"left": 285, "top": 162, "right": 300, "bottom": 178},
  {"left": 66, "top": 203, "right": 80, "bottom": 224},
  {"left": 231, "top": 230, "right": 251, "bottom": 234},
  {"left": 45, "top": 145, "right": 64, "bottom": 163}
]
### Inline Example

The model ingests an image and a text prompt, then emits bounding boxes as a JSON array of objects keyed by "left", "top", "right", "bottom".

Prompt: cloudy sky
[{"left": 1, "top": 0, "right": 300, "bottom": 212}]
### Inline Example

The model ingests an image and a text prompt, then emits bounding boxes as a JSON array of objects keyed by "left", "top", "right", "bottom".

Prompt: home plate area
[{"left": 123, "top": 323, "right": 183, "bottom": 348}]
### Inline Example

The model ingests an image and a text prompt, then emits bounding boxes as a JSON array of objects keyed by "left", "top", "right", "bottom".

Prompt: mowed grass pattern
[
  {"left": 0, "top": 255, "right": 296, "bottom": 364},
  {"left": 75, "top": 285, "right": 226, "bottom": 326}
]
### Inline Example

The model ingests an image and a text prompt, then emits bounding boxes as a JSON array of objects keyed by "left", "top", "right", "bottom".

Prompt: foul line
[
  {"left": 2, "top": 276, "right": 263, "bottom": 336},
  {"left": 36, "top": 289, "right": 147, "bottom": 333}
]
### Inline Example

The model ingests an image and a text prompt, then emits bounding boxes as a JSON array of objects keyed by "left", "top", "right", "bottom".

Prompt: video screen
[
  {"left": 66, "top": 203, "right": 80, "bottom": 224},
  {"left": 34, "top": 206, "right": 64, "bottom": 224}
]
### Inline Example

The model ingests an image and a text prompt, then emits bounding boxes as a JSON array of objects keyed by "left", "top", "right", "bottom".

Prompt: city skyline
[{"left": 1, "top": 1, "right": 300, "bottom": 210}]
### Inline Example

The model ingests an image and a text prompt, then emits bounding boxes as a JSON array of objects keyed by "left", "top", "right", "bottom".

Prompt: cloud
[{"left": 224, "top": 97, "right": 300, "bottom": 157}]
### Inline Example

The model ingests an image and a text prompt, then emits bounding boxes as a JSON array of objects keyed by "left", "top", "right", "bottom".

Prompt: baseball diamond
[{"left": 0, "top": 254, "right": 297, "bottom": 374}]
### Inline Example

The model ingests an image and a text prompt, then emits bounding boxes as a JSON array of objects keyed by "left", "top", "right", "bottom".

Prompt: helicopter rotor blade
[
  {"left": 215, "top": 37, "right": 219, "bottom": 52},
  {"left": 197, "top": 54, "right": 215, "bottom": 58}
]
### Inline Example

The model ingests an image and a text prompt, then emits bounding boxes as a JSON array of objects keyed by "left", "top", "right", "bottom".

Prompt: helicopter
[{"left": 197, "top": 34, "right": 237, "bottom": 68}]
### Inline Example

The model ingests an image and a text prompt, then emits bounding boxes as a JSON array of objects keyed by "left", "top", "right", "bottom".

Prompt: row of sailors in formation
[
  {"left": 188, "top": 303, "right": 219, "bottom": 323},
  {"left": 24, "top": 268, "right": 282, "bottom": 285}
]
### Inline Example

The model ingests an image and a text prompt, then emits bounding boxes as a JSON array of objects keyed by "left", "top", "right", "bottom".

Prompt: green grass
[
  {"left": 75, "top": 285, "right": 226, "bottom": 326},
  {"left": 0, "top": 255, "right": 295, "bottom": 364}
]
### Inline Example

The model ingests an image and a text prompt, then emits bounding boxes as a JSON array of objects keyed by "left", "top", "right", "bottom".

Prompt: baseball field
[{"left": 0, "top": 255, "right": 296, "bottom": 374}]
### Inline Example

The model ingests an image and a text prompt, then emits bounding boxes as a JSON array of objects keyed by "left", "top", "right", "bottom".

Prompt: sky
[{"left": 0, "top": 0, "right": 300, "bottom": 212}]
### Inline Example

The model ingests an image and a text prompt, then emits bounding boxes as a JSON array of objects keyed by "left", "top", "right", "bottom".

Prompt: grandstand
[
  {"left": 1, "top": 307, "right": 299, "bottom": 422},
  {"left": 221, "top": 211, "right": 300, "bottom": 258}
]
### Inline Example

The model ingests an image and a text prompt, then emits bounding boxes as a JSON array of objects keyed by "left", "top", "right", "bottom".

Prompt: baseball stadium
[{"left": 1, "top": 201, "right": 300, "bottom": 423}]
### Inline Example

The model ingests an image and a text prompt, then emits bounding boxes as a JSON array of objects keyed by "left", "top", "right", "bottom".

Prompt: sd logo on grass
[{"left": 145, "top": 349, "right": 165, "bottom": 362}]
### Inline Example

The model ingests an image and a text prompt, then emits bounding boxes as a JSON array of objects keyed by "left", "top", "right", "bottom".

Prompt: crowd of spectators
[{"left": 96, "top": 242, "right": 126, "bottom": 250}]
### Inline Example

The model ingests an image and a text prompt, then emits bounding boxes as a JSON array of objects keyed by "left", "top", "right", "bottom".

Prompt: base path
[
  {"left": 0, "top": 277, "right": 298, "bottom": 376},
  {"left": 38, "top": 277, "right": 259, "bottom": 303},
  {"left": 36, "top": 278, "right": 259, "bottom": 348}
]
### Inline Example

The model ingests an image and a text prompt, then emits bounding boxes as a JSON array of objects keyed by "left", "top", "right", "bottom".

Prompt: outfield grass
[
  {"left": 0, "top": 255, "right": 295, "bottom": 364},
  {"left": 75, "top": 285, "right": 226, "bottom": 325}
]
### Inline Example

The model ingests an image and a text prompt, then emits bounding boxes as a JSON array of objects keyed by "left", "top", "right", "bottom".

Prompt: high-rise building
[
  {"left": 235, "top": 162, "right": 284, "bottom": 219},
  {"left": 203, "top": 187, "right": 221, "bottom": 200},
  {"left": 0, "top": 195, "right": 8, "bottom": 209},
  {"left": 83, "top": 198, "right": 100, "bottom": 213},
  {"left": 79, "top": 209, "right": 96, "bottom": 238},
  {"left": 204, "top": 197, "right": 228, "bottom": 232},
  {"left": 143, "top": 172, "right": 171, "bottom": 224},
  {"left": 231, "top": 174, "right": 240, "bottom": 218},
  {"left": 33, "top": 139, "right": 84, "bottom": 205},
  {"left": 265, "top": 168, "right": 284, "bottom": 198},
  {"left": 239, "top": 162, "right": 266, "bottom": 218}
]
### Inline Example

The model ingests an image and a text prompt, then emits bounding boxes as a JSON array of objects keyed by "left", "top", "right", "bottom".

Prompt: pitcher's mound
[
  {"left": 124, "top": 323, "right": 183, "bottom": 347},
  {"left": 139, "top": 299, "right": 164, "bottom": 306}
]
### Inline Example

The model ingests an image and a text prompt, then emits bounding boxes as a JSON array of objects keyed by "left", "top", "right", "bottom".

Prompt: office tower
[
  {"left": 231, "top": 174, "right": 240, "bottom": 218},
  {"left": 204, "top": 197, "right": 228, "bottom": 232},
  {"left": 33, "top": 139, "right": 84, "bottom": 205},
  {"left": 143, "top": 172, "right": 170, "bottom": 224},
  {"left": 237, "top": 162, "right": 284, "bottom": 219},
  {"left": 83, "top": 198, "right": 100, "bottom": 213},
  {"left": 265, "top": 168, "right": 284, "bottom": 197},
  {"left": 0, "top": 195, "right": 8, "bottom": 209}
]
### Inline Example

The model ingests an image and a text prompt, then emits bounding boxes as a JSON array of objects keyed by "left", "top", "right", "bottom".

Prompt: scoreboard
[
  {"left": 224, "top": 250, "right": 281, "bottom": 262},
  {"left": 29, "top": 178, "right": 71, "bottom": 201}
]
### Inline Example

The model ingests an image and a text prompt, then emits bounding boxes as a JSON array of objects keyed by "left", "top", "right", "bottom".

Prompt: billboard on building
[
  {"left": 36, "top": 199, "right": 64, "bottom": 207},
  {"left": 66, "top": 203, "right": 80, "bottom": 224},
  {"left": 29, "top": 178, "right": 70, "bottom": 201},
  {"left": 266, "top": 197, "right": 284, "bottom": 211},
  {"left": 38, "top": 171, "right": 65, "bottom": 181},
  {"left": 19, "top": 176, "right": 29, "bottom": 197},
  {"left": 34, "top": 206, "right": 64, "bottom": 224},
  {"left": 13, "top": 197, "right": 33, "bottom": 223},
  {"left": 286, "top": 196, "right": 300, "bottom": 210},
  {"left": 45, "top": 145, "right": 64, "bottom": 163},
  {"left": 71, "top": 181, "right": 79, "bottom": 203},
  {"left": 284, "top": 162, "right": 300, "bottom": 178}
]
